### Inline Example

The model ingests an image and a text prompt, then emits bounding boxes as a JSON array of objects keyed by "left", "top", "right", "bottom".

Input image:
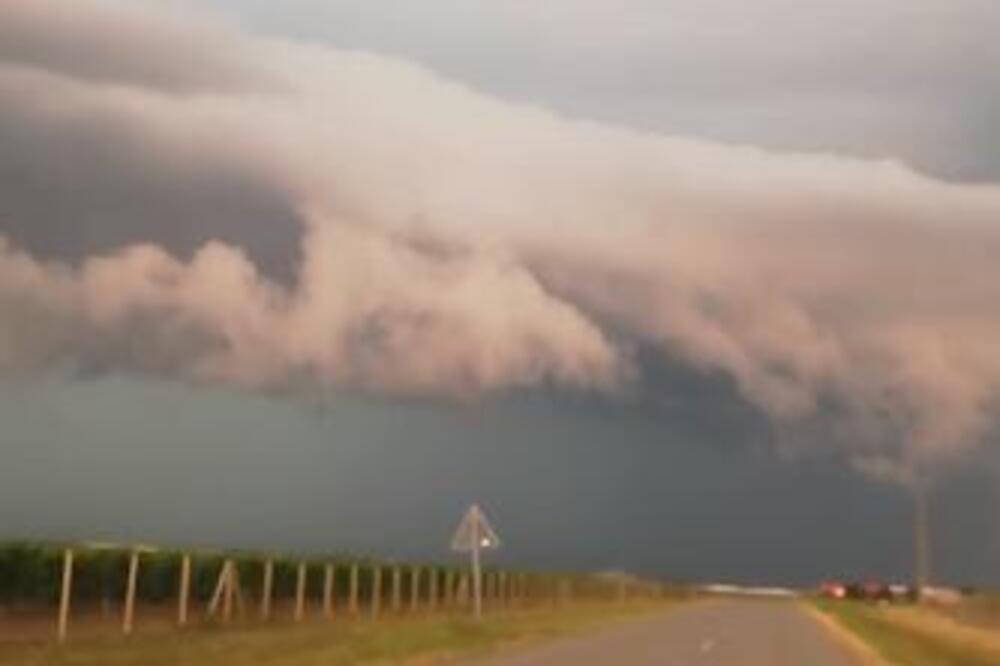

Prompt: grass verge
[
  {"left": 813, "top": 599, "right": 1000, "bottom": 666},
  {"left": 0, "top": 601, "right": 671, "bottom": 666}
]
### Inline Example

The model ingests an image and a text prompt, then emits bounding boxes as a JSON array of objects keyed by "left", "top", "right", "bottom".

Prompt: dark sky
[
  {"left": 3, "top": 372, "right": 999, "bottom": 587},
  {"left": 2, "top": 0, "right": 1000, "bottom": 588}
]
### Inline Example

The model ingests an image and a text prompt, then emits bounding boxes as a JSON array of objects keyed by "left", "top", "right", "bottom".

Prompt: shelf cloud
[{"left": 2, "top": 0, "right": 1000, "bottom": 478}]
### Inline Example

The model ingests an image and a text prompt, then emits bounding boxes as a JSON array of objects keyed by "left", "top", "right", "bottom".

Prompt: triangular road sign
[{"left": 450, "top": 504, "right": 500, "bottom": 552}]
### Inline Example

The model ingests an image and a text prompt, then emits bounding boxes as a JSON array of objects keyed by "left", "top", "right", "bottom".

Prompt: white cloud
[{"left": 207, "top": 0, "right": 1000, "bottom": 179}]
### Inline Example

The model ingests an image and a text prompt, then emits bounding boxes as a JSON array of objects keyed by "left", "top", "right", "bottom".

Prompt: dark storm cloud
[
  {"left": 0, "top": 88, "right": 302, "bottom": 280},
  {"left": 0, "top": 0, "right": 302, "bottom": 279},
  {"left": 3, "top": 375, "right": 998, "bottom": 586},
  {"left": 3, "top": 0, "right": 1000, "bottom": 481}
]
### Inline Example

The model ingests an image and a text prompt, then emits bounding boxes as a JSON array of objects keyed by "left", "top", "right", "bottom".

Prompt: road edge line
[{"left": 799, "top": 602, "right": 888, "bottom": 666}]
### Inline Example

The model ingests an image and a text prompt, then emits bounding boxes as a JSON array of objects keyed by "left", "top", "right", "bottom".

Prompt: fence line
[{"left": 0, "top": 541, "right": 669, "bottom": 643}]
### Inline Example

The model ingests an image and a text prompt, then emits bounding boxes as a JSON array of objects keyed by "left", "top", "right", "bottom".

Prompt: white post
[
  {"left": 57, "top": 548, "right": 74, "bottom": 643},
  {"left": 260, "top": 559, "right": 274, "bottom": 621},
  {"left": 323, "top": 563, "right": 335, "bottom": 618},
  {"left": 391, "top": 566, "right": 402, "bottom": 613},
  {"left": 222, "top": 561, "right": 235, "bottom": 623},
  {"left": 208, "top": 562, "right": 226, "bottom": 618},
  {"left": 349, "top": 564, "right": 359, "bottom": 615},
  {"left": 410, "top": 566, "right": 420, "bottom": 612},
  {"left": 371, "top": 566, "right": 382, "bottom": 619},
  {"left": 123, "top": 550, "right": 140, "bottom": 635},
  {"left": 445, "top": 571, "right": 454, "bottom": 607},
  {"left": 178, "top": 554, "right": 191, "bottom": 627},
  {"left": 295, "top": 562, "right": 307, "bottom": 622}
]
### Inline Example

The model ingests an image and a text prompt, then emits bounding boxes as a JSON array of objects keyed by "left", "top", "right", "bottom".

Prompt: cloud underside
[{"left": 2, "top": 0, "right": 1000, "bottom": 474}]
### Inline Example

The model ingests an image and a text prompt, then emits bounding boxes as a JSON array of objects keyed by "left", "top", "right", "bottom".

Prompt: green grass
[
  {"left": 814, "top": 599, "right": 1000, "bottom": 666},
  {"left": 0, "top": 601, "right": 670, "bottom": 666}
]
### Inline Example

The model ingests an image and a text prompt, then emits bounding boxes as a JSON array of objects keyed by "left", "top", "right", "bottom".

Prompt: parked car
[{"left": 818, "top": 581, "right": 846, "bottom": 599}]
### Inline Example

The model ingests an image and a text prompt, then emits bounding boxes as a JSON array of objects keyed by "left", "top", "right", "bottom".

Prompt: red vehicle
[{"left": 818, "top": 581, "right": 846, "bottom": 599}]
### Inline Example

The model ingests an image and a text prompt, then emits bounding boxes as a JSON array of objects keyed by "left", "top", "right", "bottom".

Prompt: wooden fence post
[
  {"left": 457, "top": 573, "right": 469, "bottom": 607},
  {"left": 207, "top": 559, "right": 239, "bottom": 623},
  {"left": 208, "top": 561, "right": 225, "bottom": 618},
  {"left": 294, "top": 561, "right": 307, "bottom": 622},
  {"left": 222, "top": 561, "right": 235, "bottom": 622},
  {"left": 445, "top": 570, "right": 455, "bottom": 607},
  {"left": 123, "top": 550, "right": 140, "bottom": 635},
  {"left": 391, "top": 566, "right": 402, "bottom": 613},
  {"left": 559, "top": 578, "right": 571, "bottom": 606},
  {"left": 370, "top": 566, "right": 382, "bottom": 619},
  {"left": 178, "top": 553, "right": 191, "bottom": 627},
  {"left": 323, "top": 563, "right": 335, "bottom": 618},
  {"left": 481, "top": 572, "right": 490, "bottom": 609},
  {"left": 260, "top": 559, "right": 274, "bottom": 621},
  {"left": 428, "top": 568, "right": 438, "bottom": 611},
  {"left": 349, "top": 563, "right": 359, "bottom": 615},
  {"left": 410, "top": 566, "right": 420, "bottom": 612},
  {"left": 56, "top": 548, "right": 73, "bottom": 643}
]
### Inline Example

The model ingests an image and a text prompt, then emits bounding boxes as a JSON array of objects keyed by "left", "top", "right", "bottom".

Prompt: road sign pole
[
  {"left": 472, "top": 537, "right": 482, "bottom": 619},
  {"left": 451, "top": 504, "right": 499, "bottom": 621}
]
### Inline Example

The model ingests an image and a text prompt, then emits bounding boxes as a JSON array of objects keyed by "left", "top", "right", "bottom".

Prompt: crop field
[
  {"left": 0, "top": 542, "right": 402, "bottom": 610},
  {"left": 0, "top": 540, "right": 671, "bottom": 665}
]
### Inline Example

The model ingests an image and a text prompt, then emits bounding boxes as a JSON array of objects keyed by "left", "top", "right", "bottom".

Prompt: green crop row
[
  {"left": 0, "top": 541, "right": 473, "bottom": 606},
  {"left": 0, "top": 540, "right": 671, "bottom": 614}
]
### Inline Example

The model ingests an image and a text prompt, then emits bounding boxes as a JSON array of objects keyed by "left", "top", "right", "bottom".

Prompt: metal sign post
[{"left": 450, "top": 504, "right": 500, "bottom": 619}]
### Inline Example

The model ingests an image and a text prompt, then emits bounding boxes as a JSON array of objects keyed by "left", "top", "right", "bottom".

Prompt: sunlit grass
[
  {"left": 0, "top": 601, "right": 671, "bottom": 666},
  {"left": 814, "top": 599, "right": 1000, "bottom": 666}
]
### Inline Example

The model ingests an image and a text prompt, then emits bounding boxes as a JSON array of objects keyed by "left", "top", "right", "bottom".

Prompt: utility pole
[{"left": 913, "top": 481, "right": 931, "bottom": 602}]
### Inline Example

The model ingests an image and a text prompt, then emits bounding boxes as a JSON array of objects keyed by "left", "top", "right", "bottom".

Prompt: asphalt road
[{"left": 466, "top": 599, "right": 862, "bottom": 665}]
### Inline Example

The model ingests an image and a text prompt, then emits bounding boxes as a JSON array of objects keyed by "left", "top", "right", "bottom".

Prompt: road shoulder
[{"left": 801, "top": 602, "right": 886, "bottom": 666}]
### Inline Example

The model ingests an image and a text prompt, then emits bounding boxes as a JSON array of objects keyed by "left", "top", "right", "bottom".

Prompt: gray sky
[
  {"left": 2, "top": 0, "right": 1000, "bottom": 586},
  {"left": 210, "top": 0, "right": 1000, "bottom": 181}
]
